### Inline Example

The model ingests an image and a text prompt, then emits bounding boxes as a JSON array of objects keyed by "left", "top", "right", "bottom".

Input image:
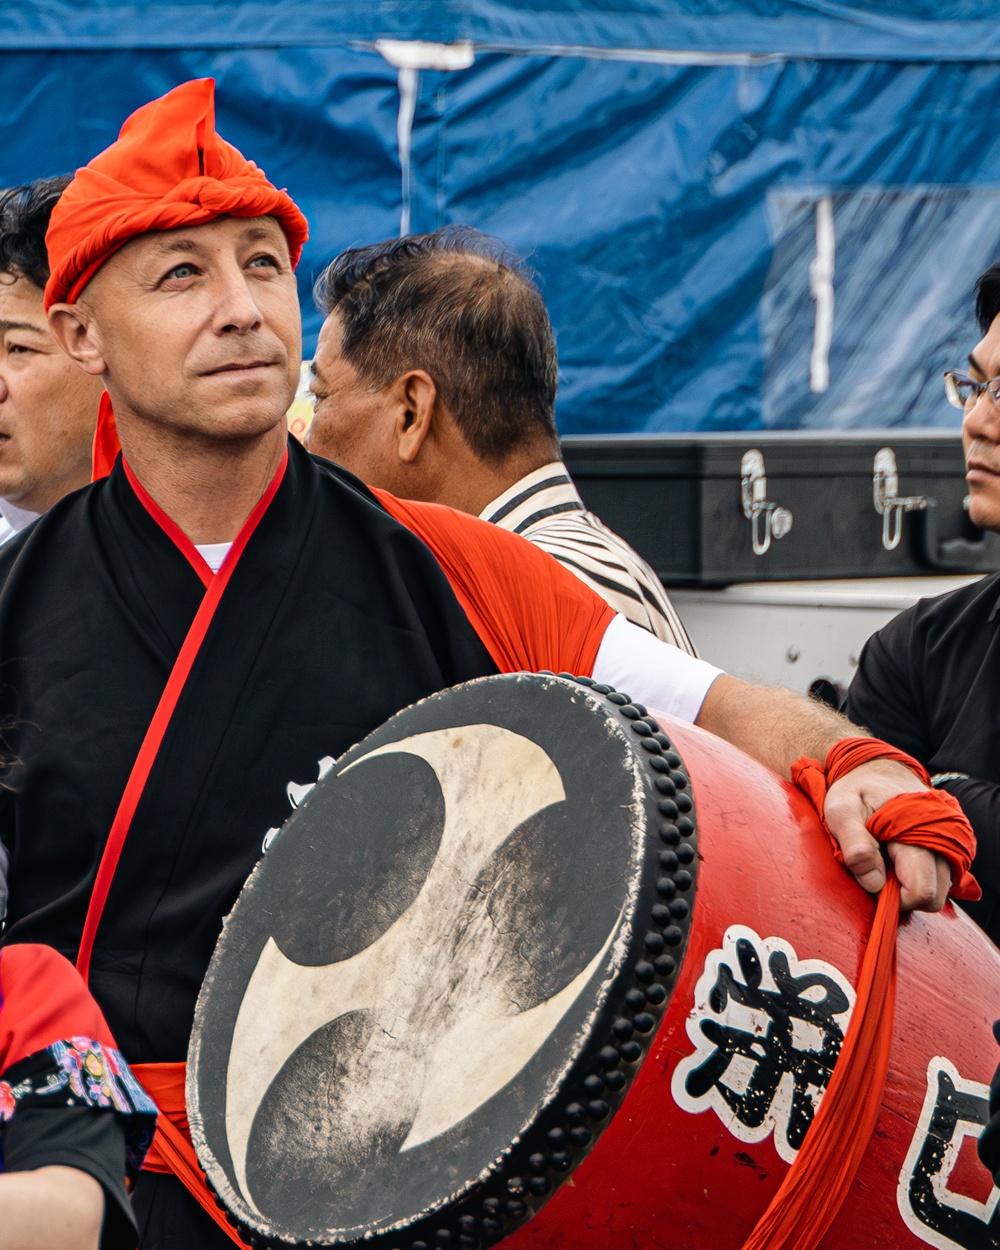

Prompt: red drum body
[
  {"left": 508, "top": 716, "right": 1000, "bottom": 1250},
  {"left": 189, "top": 673, "right": 1000, "bottom": 1250}
]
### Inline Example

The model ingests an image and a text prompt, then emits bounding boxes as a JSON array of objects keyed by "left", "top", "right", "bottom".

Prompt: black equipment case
[{"left": 559, "top": 430, "right": 1000, "bottom": 587}]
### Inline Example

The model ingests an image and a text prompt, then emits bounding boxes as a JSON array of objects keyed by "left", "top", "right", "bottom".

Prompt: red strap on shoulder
[
  {"left": 123, "top": 458, "right": 213, "bottom": 587},
  {"left": 0, "top": 945, "right": 116, "bottom": 1073},
  {"left": 91, "top": 391, "right": 120, "bottom": 482},
  {"left": 372, "top": 490, "right": 615, "bottom": 676},
  {"left": 75, "top": 452, "right": 288, "bottom": 983}
]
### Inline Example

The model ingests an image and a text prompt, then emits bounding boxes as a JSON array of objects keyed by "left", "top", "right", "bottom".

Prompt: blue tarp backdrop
[{"left": 2, "top": 2, "right": 998, "bottom": 432}]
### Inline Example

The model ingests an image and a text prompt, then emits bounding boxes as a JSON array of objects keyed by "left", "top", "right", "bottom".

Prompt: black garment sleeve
[
  {"left": 1, "top": 1105, "right": 138, "bottom": 1250},
  {"left": 843, "top": 611, "right": 931, "bottom": 761},
  {"left": 936, "top": 774, "right": 1000, "bottom": 900},
  {"left": 979, "top": 1021, "right": 1000, "bottom": 1184}
]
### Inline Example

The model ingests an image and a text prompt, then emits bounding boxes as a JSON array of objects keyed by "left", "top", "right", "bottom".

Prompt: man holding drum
[{"left": 0, "top": 79, "right": 967, "bottom": 1247}]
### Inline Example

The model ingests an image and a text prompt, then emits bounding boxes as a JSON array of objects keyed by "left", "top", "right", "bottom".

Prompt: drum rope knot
[{"left": 741, "top": 735, "right": 978, "bottom": 1250}]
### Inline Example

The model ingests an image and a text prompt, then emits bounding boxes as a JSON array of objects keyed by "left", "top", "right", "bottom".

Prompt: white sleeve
[{"left": 592, "top": 614, "right": 723, "bottom": 725}]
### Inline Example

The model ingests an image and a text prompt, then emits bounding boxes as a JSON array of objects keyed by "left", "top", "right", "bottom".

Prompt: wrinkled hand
[{"left": 823, "top": 759, "right": 951, "bottom": 912}]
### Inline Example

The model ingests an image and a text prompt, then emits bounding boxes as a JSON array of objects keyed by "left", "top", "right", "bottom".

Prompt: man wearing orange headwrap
[{"left": 0, "top": 79, "right": 961, "bottom": 1247}]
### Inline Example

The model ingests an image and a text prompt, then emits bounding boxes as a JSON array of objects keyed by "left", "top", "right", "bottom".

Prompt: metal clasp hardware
[
  {"left": 872, "top": 447, "right": 926, "bottom": 551},
  {"left": 740, "top": 449, "right": 793, "bottom": 556}
]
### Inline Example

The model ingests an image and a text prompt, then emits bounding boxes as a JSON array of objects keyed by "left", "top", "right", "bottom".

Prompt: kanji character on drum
[
  {"left": 0, "top": 944, "right": 156, "bottom": 1250},
  {"left": 0, "top": 78, "right": 963, "bottom": 1246}
]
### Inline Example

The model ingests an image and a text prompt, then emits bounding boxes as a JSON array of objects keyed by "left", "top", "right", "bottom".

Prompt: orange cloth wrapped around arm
[{"left": 792, "top": 736, "right": 979, "bottom": 900}]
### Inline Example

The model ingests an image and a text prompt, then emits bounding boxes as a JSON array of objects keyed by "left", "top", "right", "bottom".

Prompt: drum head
[{"left": 188, "top": 673, "right": 698, "bottom": 1247}]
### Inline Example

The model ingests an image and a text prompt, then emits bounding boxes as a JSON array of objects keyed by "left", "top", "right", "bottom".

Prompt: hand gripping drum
[{"left": 188, "top": 673, "right": 1000, "bottom": 1250}]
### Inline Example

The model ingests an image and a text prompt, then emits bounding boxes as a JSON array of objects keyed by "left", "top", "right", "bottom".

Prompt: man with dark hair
[
  {"left": 0, "top": 175, "right": 103, "bottom": 543},
  {"left": 845, "top": 259, "right": 1000, "bottom": 949},
  {"left": 306, "top": 228, "right": 695, "bottom": 651}
]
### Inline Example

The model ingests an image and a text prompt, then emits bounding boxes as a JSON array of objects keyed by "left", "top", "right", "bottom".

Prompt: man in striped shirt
[{"left": 305, "top": 227, "right": 696, "bottom": 653}]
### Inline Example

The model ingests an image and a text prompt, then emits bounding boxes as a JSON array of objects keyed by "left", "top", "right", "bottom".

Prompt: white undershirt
[
  {"left": 195, "top": 541, "right": 234, "bottom": 574},
  {"left": 0, "top": 498, "right": 40, "bottom": 546},
  {"left": 592, "top": 614, "right": 723, "bottom": 725}
]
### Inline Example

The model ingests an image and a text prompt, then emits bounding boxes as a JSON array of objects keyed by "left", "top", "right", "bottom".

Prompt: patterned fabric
[
  {"left": 0, "top": 1037, "right": 158, "bottom": 1175},
  {"left": 480, "top": 462, "right": 697, "bottom": 654}
]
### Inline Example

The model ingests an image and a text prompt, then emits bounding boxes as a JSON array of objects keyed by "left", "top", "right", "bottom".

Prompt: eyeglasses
[{"left": 944, "top": 370, "right": 1000, "bottom": 410}]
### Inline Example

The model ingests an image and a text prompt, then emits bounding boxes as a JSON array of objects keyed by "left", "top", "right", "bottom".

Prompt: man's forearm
[
  {"left": 696, "top": 674, "right": 866, "bottom": 780},
  {"left": 0, "top": 1167, "right": 104, "bottom": 1250}
]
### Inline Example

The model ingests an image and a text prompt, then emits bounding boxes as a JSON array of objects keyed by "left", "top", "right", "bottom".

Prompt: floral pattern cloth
[{"left": 0, "top": 1036, "right": 158, "bottom": 1174}]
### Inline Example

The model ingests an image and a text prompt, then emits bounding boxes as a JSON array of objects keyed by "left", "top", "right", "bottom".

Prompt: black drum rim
[{"left": 188, "top": 672, "right": 700, "bottom": 1250}]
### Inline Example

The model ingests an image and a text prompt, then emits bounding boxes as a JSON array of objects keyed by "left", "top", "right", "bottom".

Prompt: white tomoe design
[{"left": 225, "top": 723, "right": 626, "bottom": 1213}]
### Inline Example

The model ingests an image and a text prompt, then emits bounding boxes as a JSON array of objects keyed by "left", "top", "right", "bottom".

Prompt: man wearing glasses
[{"left": 844, "top": 261, "right": 1000, "bottom": 953}]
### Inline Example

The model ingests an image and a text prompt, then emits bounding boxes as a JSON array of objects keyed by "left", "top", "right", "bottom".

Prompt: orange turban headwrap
[{"left": 44, "top": 77, "right": 309, "bottom": 310}]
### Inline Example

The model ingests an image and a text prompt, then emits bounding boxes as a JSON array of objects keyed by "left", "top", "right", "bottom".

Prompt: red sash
[
  {"left": 75, "top": 453, "right": 287, "bottom": 1247},
  {"left": 75, "top": 453, "right": 288, "bottom": 981}
]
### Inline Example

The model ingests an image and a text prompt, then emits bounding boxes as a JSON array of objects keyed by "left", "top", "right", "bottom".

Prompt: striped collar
[{"left": 479, "top": 462, "right": 586, "bottom": 535}]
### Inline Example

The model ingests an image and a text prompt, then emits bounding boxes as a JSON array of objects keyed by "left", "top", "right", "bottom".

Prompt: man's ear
[
  {"left": 47, "top": 304, "right": 108, "bottom": 377},
  {"left": 393, "top": 370, "right": 438, "bottom": 464}
]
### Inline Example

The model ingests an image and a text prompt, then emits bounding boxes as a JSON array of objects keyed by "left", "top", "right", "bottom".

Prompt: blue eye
[
  {"left": 168, "top": 263, "right": 196, "bottom": 280},
  {"left": 248, "top": 255, "right": 278, "bottom": 270}
]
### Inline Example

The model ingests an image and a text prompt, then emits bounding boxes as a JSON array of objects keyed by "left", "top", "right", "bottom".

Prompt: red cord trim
[
  {"left": 76, "top": 451, "right": 288, "bottom": 983},
  {"left": 122, "top": 459, "right": 213, "bottom": 589}
]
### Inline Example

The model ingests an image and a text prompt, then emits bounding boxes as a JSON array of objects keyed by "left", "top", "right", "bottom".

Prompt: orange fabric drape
[
  {"left": 742, "top": 736, "right": 978, "bottom": 1250},
  {"left": 372, "top": 489, "right": 615, "bottom": 679},
  {"left": 132, "top": 1062, "right": 244, "bottom": 1247}
]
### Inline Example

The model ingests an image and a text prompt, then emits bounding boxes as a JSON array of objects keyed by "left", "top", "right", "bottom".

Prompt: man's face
[
  {"left": 0, "top": 273, "right": 102, "bottom": 511},
  {"left": 963, "top": 314, "right": 1000, "bottom": 532},
  {"left": 305, "top": 314, "right": 404, "bottom": 489},
  {"left": 75, "top": 216, "right": 301, "bottom": 443}
]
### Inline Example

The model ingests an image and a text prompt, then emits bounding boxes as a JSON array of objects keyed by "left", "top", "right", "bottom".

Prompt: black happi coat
[{"left": 0, "top": 438, "right": 497, "bottom": 1062}]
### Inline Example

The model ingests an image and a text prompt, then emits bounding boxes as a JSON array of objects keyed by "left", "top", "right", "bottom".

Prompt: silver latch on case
[
  {"left": 872, "top": 447, "right": 926, "bottom": 551},
  {"left": 740, "top": 449, "right": 793, "bottom": 556}
]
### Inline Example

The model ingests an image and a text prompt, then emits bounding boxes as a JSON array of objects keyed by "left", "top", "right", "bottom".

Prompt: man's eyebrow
[
  {"left": 150, "top": 224, "right": 280, "bottom": 258},
  {"left": 242, "top": 223, "right": 279, "bottom": 243},
  {"left": 0, "top": 318, "right": 47, "bottom": 334},
  {"left": 152, "top": 236, "right": 201, "bottom": 255},
  {"left": 969, "top": 352, "right": 990, "bottom": 377}
]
